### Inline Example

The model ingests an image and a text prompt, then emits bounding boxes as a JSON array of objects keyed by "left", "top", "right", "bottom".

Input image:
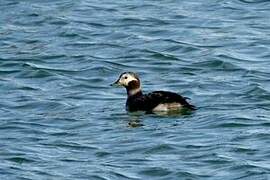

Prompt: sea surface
[{"left": 1, "top": 0, "right": 270, "bottom": 179}]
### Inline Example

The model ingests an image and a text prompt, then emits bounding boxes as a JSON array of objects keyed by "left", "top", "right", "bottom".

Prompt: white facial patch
[{"left": 118, "top": 73, "right": 138, "bottom": 86}]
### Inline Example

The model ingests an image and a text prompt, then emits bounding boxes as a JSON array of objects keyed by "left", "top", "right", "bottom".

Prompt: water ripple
[{"left": 1, "top": 0, "right": 270, "bottom": 179}]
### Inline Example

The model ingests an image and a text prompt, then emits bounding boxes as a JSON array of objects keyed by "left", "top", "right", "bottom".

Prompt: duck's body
[
  {"left": 126, "top": 91, "right": 194, "bottom": 112},
  {"left": 112, "top": 72, "right": 195, "bottom": 113}
]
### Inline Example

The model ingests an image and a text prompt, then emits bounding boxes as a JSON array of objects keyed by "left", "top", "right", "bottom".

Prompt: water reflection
[
  {"left": 126, "top": 109, "right": 194, "bottom": 127},
  {"left": 127, "top": 112, "right": 145, "bottom": 128}
]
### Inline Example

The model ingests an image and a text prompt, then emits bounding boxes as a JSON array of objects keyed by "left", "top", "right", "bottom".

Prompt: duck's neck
[
  {"left": 126, "top": 80, "right": 143, "bottom": 97},
  {"left": 127, "top": 88, "right": 143, "bottom": 97}
]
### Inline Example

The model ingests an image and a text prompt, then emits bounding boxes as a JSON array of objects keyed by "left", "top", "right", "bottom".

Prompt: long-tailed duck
[{"left": 111, "top": 72, "right": 195, "bottom": 113}]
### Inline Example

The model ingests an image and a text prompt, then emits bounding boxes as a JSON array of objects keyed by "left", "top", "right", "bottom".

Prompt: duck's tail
[
  {"left": 187, "top": 104, "right": 196, "bottom": 110},
  {"left": 183, "top": 96, "right": 196, "bottom": 110}
]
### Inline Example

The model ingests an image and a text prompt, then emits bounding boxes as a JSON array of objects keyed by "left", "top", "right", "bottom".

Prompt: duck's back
[{"left": 126, "top": 91, "right": 195, "bottom": 112}]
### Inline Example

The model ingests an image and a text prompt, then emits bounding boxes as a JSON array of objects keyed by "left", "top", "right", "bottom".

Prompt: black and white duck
[{"left": 111, "top": 72, "right": 195, "bottom": 113}]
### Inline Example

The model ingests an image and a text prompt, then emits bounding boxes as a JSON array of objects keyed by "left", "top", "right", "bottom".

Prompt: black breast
[{"left": 126, "top": 91, "right": 195, "bottom": 112}]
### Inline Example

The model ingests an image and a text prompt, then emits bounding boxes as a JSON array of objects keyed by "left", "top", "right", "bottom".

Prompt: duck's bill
[{"left": 110, "top": 80, "right": 121, "bottom": 87}]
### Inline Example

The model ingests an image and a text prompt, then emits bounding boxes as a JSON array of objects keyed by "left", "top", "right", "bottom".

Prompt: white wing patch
[{"left": 152, "top": 103, "right": 182, "bottom": 112}]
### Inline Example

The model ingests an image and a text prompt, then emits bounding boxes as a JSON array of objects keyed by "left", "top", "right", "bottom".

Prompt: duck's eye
[{"left": 124, "top": 76, "right": 128, "bottom": 79}]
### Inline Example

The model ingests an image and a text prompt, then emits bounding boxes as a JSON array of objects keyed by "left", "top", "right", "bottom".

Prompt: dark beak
[{"left": 110, "top": 79, "right": 120, "bottom": 86}]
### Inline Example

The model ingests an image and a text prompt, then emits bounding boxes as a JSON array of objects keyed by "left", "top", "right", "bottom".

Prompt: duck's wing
[{"left": 148, "top": 91, "right": 196, "bottom": 110}]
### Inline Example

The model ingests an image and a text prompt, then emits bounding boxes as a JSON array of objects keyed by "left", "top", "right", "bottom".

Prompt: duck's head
[
  {"left": 111, "top": 72, "right": 140, "bottom": 87},
  {"left": 111, "top": 72, "right": 142, "bottom": 96}
]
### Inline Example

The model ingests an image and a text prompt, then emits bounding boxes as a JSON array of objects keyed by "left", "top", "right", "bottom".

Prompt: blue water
[{"left": 1, "top": 0, "right": 270, "bottom": 179}]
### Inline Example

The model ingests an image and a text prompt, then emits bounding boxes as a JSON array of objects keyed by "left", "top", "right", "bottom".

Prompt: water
[{"left": 1, "top": 0, "right": 270, "bottom": 179}]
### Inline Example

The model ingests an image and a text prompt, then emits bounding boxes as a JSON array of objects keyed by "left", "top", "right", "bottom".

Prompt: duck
[{"left": 111, "top": 72, "right": 195, "bottom": 113}]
